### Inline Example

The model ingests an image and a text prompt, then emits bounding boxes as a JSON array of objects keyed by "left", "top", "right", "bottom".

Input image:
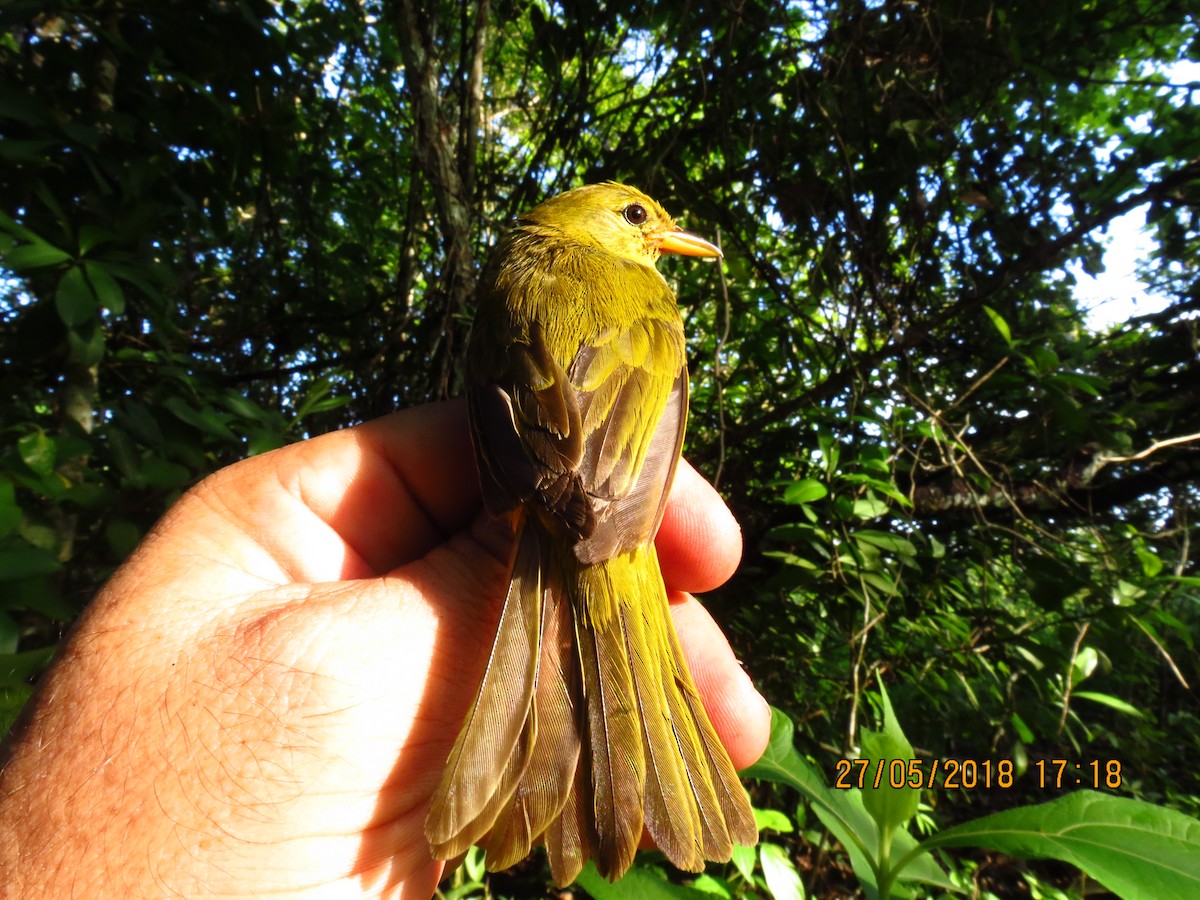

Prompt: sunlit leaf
[
  {"left": 1072, "top": 691, "right": 1146, "bottom": 717},
  {"left": 784, "top": 479, "right": 828, "bottom": 505},
  {"left": 760, "top": 843, "right": 805, "bottom": 900},
  {"left": 982, "top": 305, "right": 1012, "bottom": 344},
  {"left": 922, "top": 792, "right": 1200, "bottom": 899}
]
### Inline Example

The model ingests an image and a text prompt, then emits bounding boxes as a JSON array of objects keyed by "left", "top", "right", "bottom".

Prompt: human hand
[{"left": 0, "top": 400, "right": 769, "bottom": 898}]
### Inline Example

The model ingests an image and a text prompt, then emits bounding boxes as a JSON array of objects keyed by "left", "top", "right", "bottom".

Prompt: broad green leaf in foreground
[
  {"left": 760, "top": 842, "right": 806, "bottom": 900},
  {"left": 919, "top": 790, "right": 1200, "bottom": 900},
  {"left": 576, "top": 860, "right": 711, "bottom": 899},
  {"left": 859, "top": 683, "right": 920, "bottom": 837},
  {"left": 745, "top": 708, "right": 951, "bottom": 898}
]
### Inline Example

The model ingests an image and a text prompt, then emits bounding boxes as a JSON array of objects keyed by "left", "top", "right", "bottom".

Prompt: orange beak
[{"left": 655, "top": 227, "right": 723, "bottom": 258}]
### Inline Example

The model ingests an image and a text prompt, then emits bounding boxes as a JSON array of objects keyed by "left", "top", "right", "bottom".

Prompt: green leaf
[
  {"left": 0, "top": 646, "right": 57, "bottom": 686},
  {"left": 1024, "top": 552, "right": 1090, "bottom": 610},
  {"left": 1070, "top": 645, "right": 1099, "bottom": 683},
  {"left": 784, "top": 479, "right": 828, "bottom": 505},
  {"left": 0, "top": 543, "right": 61, "bottom": 581},
  {"left": 294, "top": 376, "right": 349, "bottom": 421},
  {"left": 105, "top": 518, "right": 142, "bottom": 558},
  {"left": 19, "top": 520, "right": 58, "bottom": 553},
  {"left": 222, "top": 391, "right": 272, "bottom": 423},
  {"left": 1050, "top": 372, "right": 1107, "bottom": 397},
  {"left": 247, "top": 428, "right": 287, "bottom": 456},
  {"left": 0, "top": 208, "right": 41, "bottom": 242},
  {"left": 1010, "top": 712, "right": 1035, "bottom": 744},
  {"left": 860, "top": 684, "right": 920, "bottom": 836},
  {"left": 0, "top": 647, "right": 55, "bottom": 736},
  {"left": 0, "top": 479, "right": 20, "bottom": 539},
  {"left": 760, "top": 843, "right": 806, "bottom": 900},
  {"left": 982, "top": 305, "right": 1012, "bottom": 344},
  {"left": 764, "top": 550, "right": 821, "bottom": 571},
  {"left": 462, "top": 845, "right": 485, "bottom": 884},
  {"left": 0, "top": 612, "right": 15, "bottom": 654},
  {"left": 2, "top": 238, "right": 71, "bottom": 270},
  {"left": 55, "top": 266, "right": 97, "bottom": 326},
  {"left": 67, "top": 319, "right": 106, "bottom": 366},
  {"left": 163, "top": 397, "right": 238, "bottom": 442},
  {"left": 746, "top": 709, "right": 951, "bottom": 896},
  {"left": 85, "top": 262, "right": 126, "bottom": 314},
  {"left": 17, "top": 430, "right": 56, "bottom": 477},
  {"left": 851, "top": 497, "right": 889, "bottom": 520},
  {"left": 105, "top": 260, "right": 168, "bottom": 301},
  {"left": 853, "top": 530, "right": 916, "bottom": 557},
  {"left": 576, "top": 860, "right": 711, "bottom": 898},
  {"left": 139, "top": 458, "right": 192, "bottom": 491},
  {"left": 1026, "top": 345, "right": 1060, "bottom": 373},
  {"left": 1072, "top": 691, "right": 1146, "bottom": 717},
  {"left": 730, "top": 843, "right": 757, "bottom": 883},
  {"left": 839, "top": 474, "right": 911, "bottom": 507},
  {"left": 0, "top": 140, "right": 58, "bottom": 163},
  {"left": 113, "top": 401, "right": 164, "bottom": 446},
  {"left": 755, "top": 807, "right": 795, "bottom": 834},
  {"left": 689, "top": 873, "right": 733, "bottom": 897},
  {"left": 920, "top": 791, "right": 1200, "bottom": 899},
  {"left": 78, "top": 225, "right": 117, "bottom": 255},
  {"left": 1135, "top": 547, "right": 1163, "bottom": 578},
  {"left": 745, "top": 710, "right": 880, "bottom": 894},
  {"left": 859, "top": 570, "right": 901, "bottom": 596},
  {"left": 1112, "top": 578, "right": 1145, "bottom": 606},
  {"left": 106, "top": 426, "right": 146, "bottom": 487}
]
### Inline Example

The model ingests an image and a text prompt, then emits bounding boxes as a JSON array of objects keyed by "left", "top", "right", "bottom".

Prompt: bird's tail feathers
[
  {"left": 426, "top": 527, "right": 756, "bottom": 884},
  {"left": 425, "top": 519, "right": 547, "bottom": 858}
]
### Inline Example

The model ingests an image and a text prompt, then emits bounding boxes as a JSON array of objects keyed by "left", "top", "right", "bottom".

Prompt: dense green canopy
[{"left": 2, "top": 0, "right": 1197, "bottom": 894}]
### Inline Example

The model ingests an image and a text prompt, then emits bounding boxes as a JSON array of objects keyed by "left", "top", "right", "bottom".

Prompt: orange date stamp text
[{"left": 833, "top": 758, "right": 1123, "bottom": 791}]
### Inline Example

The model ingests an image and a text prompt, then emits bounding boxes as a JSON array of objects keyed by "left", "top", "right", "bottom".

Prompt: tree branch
[{"left": 394, "top": 0, "right": 481, "bottom": 398}]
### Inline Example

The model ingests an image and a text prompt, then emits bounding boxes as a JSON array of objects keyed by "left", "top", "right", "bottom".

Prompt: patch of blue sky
[{"left": 1072, "top": 59, "right": 1199, "bottom": 330}]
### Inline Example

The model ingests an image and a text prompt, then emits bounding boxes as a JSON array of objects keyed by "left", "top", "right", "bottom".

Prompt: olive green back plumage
[{"left": 426, "top": 183, "right": 756, "bottom": 885}]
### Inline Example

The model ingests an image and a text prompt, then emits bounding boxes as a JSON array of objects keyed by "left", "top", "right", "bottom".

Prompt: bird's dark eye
[{"left": 623, "top": 203, "right": 648, "bottom": 226}]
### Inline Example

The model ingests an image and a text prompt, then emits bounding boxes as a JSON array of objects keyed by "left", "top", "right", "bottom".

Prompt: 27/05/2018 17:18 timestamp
[{"left": 833, "top": 757, "right": 1124, "bottom": 791}]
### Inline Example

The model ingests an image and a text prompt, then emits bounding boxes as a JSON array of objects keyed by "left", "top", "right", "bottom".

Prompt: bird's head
[{"left": 521, "top": 182, "right": 722, "bottom": 267}]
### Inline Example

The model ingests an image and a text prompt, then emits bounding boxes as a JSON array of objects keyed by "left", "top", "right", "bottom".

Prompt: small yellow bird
[{"left": 426, "top": 182, "right": 757, "bottom": 885}]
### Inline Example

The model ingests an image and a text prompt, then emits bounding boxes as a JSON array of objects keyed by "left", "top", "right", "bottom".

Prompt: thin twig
[
  {"left": 1057, "top": 622, "right": 1091, "bottom": 736},
  {"left": 1130, "top": 616, "right": 1190, "bottom": 689},
  {"left": 1102, "top": 431, "right": 1200, "bottom": 465},
  {"left": 947, "top": 355, "right": 1011, "bottom": 412}
]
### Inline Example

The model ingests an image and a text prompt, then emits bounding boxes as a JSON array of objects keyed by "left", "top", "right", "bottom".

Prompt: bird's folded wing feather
[
  {"left": 469, "top": 321, "right": 593, "bottom": 538},
  {"left": 569, "top": 313, "right": 687, "bottom": 564},
  {"left": 469, "top": 266, "right": 686, "bottom": 563}
]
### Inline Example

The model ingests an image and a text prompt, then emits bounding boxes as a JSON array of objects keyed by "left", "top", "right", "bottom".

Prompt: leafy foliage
[
  {"left": 3, "top": 0, "right": 1198, "bottom": 895},
  {"left": 750, "top": 704, "right": 1200, "bottom": 900}
]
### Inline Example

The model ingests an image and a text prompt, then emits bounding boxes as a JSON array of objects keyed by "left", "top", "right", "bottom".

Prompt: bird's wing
[
  {"left": 469, "top": 319, "right": 595, "bottom": 539},
  {"left": 569, "top": 314, "right": 687, "bottom": 564},
  {"left": 468, "top": 255, "right": 687, "bottom": 563}
]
